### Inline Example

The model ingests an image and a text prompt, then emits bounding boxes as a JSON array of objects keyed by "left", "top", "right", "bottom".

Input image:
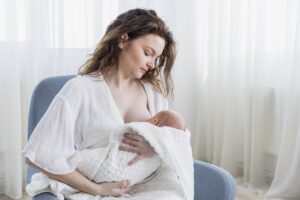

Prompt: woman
[{"left": 24, "top": 8, "right": 176, "bottom": 197}]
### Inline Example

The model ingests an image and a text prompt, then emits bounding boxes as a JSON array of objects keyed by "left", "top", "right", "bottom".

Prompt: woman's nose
[{"left": 146, "top": 59, "right": 155, "bottom": 69}]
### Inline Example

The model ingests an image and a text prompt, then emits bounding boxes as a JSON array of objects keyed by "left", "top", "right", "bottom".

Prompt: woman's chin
[{"left": 134, "top": 73, "right": 144, "bottom": 79}]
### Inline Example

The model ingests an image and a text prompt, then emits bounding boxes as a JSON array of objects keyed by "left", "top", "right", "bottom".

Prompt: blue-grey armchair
[{"left": 26, "top": 75, "right": 236, "bottom": 200}]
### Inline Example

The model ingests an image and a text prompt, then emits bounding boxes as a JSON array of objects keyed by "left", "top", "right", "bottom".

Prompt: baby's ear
[{"left": 154, "top": 118, "right": 159, "bottom": 125}]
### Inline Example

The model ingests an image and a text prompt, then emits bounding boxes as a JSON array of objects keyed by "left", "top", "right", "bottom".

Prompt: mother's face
[{"left": 117, "top": 34, "right": 165, "bottom": 79}]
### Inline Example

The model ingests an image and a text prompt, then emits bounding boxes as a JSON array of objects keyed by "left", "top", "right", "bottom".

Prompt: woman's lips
[{"left": 140, "top": 68, "right": 147, "bottom": 73}]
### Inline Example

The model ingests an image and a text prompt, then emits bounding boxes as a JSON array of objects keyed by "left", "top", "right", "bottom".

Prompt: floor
[
  {"left": 0, "top": 194, "right": 30, "bottom": 200},
  {"left": 235, "top": 185, "right": 265, "bottom": 200},
  {"left": 0, "top": 189, "right": 264, "bottom": 200}
]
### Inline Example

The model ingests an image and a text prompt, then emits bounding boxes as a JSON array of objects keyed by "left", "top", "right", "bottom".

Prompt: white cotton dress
[{"left": 23, "top": 73, "right": 168, "bottom": 175}]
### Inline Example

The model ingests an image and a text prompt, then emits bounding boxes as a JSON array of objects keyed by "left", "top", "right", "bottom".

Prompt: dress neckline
[{"left": 101, "top": 76, "right": 153, "bottom": 124}]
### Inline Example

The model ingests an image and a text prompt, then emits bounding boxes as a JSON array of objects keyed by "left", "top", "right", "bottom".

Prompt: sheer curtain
[
  {"left": 0, "top": 0, "right": 115, "bottom": 198},
  {"left": 266, "top": 1, "right": 300, "bottom": 198},
  {"left": 1, "top": 0, "right": 299, "bottom": 199},
  {"left": 179, "top": 0, "right": 300, "bottom": 199}
]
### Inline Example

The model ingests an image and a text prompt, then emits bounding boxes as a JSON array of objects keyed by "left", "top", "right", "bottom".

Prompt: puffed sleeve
[{"left": 23, "top": 95, "right": 82, "bottom": 174}]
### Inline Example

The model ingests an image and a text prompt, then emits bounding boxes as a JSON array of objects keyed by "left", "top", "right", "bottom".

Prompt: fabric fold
[{"left": 26, "top": 122, "right": 194, "bottom": 200}]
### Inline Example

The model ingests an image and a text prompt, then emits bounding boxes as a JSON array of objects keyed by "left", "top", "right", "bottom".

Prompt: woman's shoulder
[
  {"left": 58, "top": 73, "right": 105, "bottom": 97},
  {"left": 66, "top": 73, "right": 103, "bottom": 85}
]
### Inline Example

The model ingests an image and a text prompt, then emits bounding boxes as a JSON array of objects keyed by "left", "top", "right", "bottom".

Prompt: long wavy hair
[{"left": 79, "top": 8, "right": 176, "bottom": 97}]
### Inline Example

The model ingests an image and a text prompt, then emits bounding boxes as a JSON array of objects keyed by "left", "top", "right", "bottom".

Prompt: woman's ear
[{"left": 119, "top": 33, "right": 129, "bottom": 49}]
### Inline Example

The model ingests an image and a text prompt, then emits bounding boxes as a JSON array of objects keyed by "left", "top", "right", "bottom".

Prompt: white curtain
[
  {"left": 0, "top": 0, "right": 113, "bottom": 198},
  {"left": 1, "top": 0, "right": 299, "bottom": 199},
  {"left": 176, "top": 0, "right": 300, "bottom": 199},
  {"left": 265, "top": 1, "right": 300, "bottom": 198}
]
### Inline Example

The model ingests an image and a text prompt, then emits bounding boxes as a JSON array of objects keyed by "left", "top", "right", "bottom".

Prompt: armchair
[{"left": 26, "top": 75, "right": 236, "bottom": 200}]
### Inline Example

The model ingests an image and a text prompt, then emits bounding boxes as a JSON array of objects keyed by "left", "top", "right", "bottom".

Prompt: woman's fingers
[
  {"left": 119, "top": 145, "right": 140, "bottom": 154},
  {"left": 120, "top": 133, "right": 156, "bottom": 165},
  {"left": 122, "top": 138, "right": 139, "bottom": 147},
  {"left": 97, "top": 180, "right": 131, "bottom": 197},
  {"left": 123, "top": 133, "right": 143, "bottom": 142},
  {"left": 116, "top": 180, "right": 130, "bottom": 188},
  {"left": 128, "top": 155, "right": 143, "bottom": 165},
  {"left": 121, "top": 180, "right": 130, "bottom": 188}
]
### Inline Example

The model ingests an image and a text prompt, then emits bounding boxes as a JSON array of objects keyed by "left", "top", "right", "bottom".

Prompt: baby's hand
[
  {"left": 95, "top": 180, "right": 131, "bottom": 197},
  {"left": 119, "top": 133, "right": 155, "bottom": 165}
]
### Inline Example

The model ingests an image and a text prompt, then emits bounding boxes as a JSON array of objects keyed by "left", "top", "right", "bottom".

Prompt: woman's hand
[
  {"left": 26, "top": 158, "right": 131, "bottom": 197},
  {"left": 119, "top": 133, "right": 156, "bottom": 165},
  {"left": 94, "top": 180, "right": 131, "bottom": 197}
]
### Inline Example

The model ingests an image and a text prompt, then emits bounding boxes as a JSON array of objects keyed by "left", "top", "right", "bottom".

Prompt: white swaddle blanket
[
  {"left": 26, "top": 122, "right": 194, "bottom": 200},
  {"left": 76, "top": 123, "right": 162, "bottom": 185}
]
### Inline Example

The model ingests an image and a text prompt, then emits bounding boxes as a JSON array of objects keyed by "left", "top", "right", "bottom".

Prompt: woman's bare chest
[{"left": 110, "top": 85, "right": 151, "bottom": 123}]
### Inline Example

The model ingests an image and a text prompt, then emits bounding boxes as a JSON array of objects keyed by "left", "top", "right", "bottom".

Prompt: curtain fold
[
  {"left": 183, "top": 0, "right": 300, "bottom": 198},
  {"left": 0, "top": 1, "right": 102, "bottom": 198},
  {"left": 0, "top": 43, "right": 23, "bottom": 198},
  {"left": 266, "top": 1, "right": 300, "bottom": 198}
]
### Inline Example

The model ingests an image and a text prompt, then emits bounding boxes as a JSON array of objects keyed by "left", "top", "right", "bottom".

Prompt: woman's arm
[{"left": 26, "top": 158, "right": 131, "bottom": 196}]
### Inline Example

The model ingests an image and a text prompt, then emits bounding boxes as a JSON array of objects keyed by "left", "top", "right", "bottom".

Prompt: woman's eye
[{"left": 144, "top": 50, "right": 150, "bottom": 56}]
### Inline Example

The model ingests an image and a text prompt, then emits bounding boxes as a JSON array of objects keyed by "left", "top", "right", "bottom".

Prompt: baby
[
  {"left": 77, "top": 110, "right": 186, "bottom": 186},
  {"left": 147, "top": 110, "right": 186, "bottom": 131}
]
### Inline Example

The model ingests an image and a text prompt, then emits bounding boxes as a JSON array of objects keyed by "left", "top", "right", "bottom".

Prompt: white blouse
[{"left": 23, "top": 74, "right": 168, "bottom": 174}]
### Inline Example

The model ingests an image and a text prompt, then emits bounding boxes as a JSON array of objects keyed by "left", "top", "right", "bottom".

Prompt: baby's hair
[{"left": 157, "top": 110, "right": 185, "bottom": 130}]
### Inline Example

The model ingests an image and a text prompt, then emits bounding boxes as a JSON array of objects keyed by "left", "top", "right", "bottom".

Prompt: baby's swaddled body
[
  {"left": 77, "top": 111, "right": 186, "bottom": 185},
  {"left": 94, "top": 138, "right": 161, "bottom": 184},
  {"left": 77, "top": 124, "right": 161, "bottom": 185}
]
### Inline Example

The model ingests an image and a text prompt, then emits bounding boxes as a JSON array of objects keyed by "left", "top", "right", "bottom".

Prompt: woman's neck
[{"left": 103, "top": 67, "right": 138, "bottom": 90}]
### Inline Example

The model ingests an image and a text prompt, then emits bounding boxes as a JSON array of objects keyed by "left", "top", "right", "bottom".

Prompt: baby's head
[{"left": 147, "top": 110, "right": 186, "bottom": 131}]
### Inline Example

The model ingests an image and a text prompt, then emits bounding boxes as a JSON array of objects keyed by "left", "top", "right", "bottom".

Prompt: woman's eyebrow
[{"left": 145, "top": 46, "right": 161, "bottom": 56}]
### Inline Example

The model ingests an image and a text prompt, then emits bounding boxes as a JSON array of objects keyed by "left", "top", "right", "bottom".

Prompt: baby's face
[{"left": 146, "top": 116, "right": 159, "bottom": 126}]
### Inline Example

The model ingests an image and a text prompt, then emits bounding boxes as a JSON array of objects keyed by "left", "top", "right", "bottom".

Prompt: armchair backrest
[{"left": 27, "top": 75, "right": 75, "bottom": 183}]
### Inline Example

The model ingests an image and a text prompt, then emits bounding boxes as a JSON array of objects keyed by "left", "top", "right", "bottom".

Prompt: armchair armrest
[
  {"left": 32, "top": 192, "right": 57, "bottom": 200},
  {"left": 194, "top": 160, "right": 236, "bottom": 200}
]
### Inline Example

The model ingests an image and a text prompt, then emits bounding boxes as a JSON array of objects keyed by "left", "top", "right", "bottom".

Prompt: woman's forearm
[{"left": 25, "top": 158, "right": 99, "bottom": 195}]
